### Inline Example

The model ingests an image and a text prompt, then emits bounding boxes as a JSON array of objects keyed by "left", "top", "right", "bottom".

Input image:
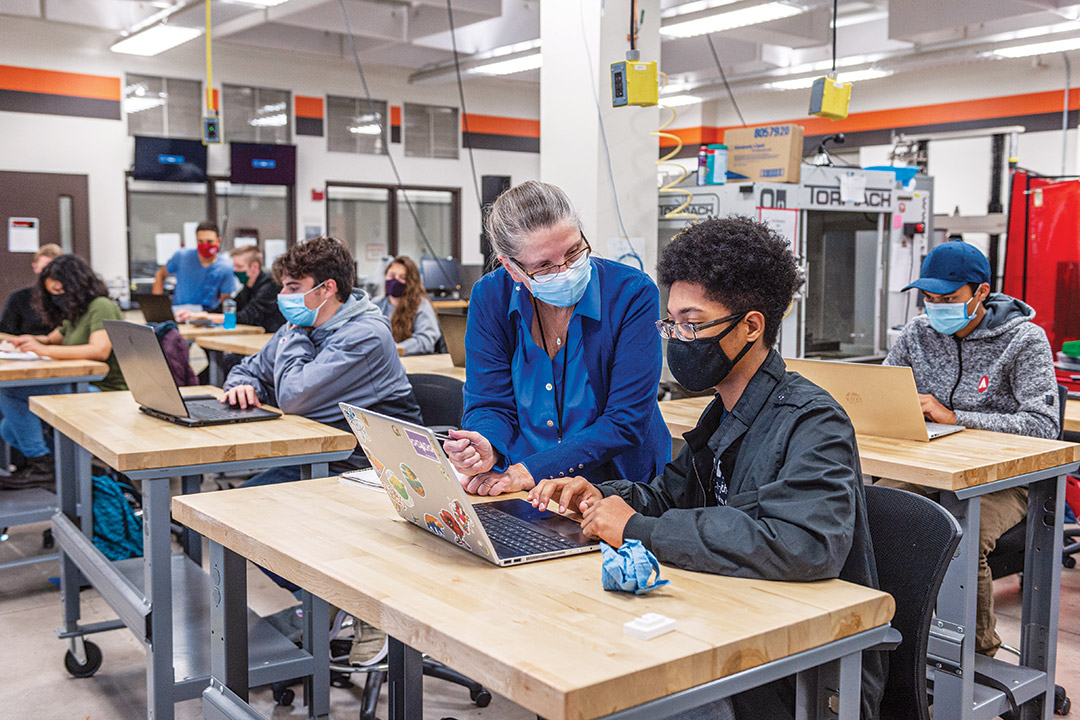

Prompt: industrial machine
[{"left": 658, "top": 165, "right": 933, "bottom": 361}]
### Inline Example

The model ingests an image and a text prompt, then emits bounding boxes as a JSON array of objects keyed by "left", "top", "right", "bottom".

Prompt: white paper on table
[
  {"left": 265, "top": 239, "right": 287, "bottom": 268},
  {"left": 0, "top": 341, "right": 52, "bottom": 360},
  {"left": 183, "top": 221, "right": 199, "bottom": 249},
  {"left": 8, "top": 217, "right": 40, "bottom": 253},
  {"left": 234, "top": 236, "right": 258, "bottom": 248},
  {"left": 155, "top": 233, "right": 182, "bottom": 265},
  {"left": 339, "top": 468, "right": 383, "bottom": 492}
]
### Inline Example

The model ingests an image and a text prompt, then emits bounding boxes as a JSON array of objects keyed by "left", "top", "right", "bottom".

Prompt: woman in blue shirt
[{"left": 442, "top": 181, "right": 669, "bottom": 495}]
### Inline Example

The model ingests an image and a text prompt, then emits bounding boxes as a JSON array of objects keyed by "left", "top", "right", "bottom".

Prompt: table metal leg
[
  {"left": 388, "top": 637, "right": 423, "bottom": 720},
  {"left": 209, "top": 351, "right": 222, "bottom": 387},
  {"left": 55, "top": 432, "right": 81, "bottom": 635},
  {"left": 144, "top": 477, "right": 175, "bottom": 720},
  {"left": 795, "top": 651, "right": 860, "bottom": 720},
  {"left": 835, "top": 652, "right": 862, "bottom": 720},
  {"left": 301, "top": 591, "right": 330, "bottom": 719},
  {"left": 795, "top": 665, "right": 828, "bottom": 720},
  {"left": 1019, "top": 475, "right": 1065, "bottom": 720},
  {"left": 180, "top": 474, "right": 203, "bottom": 566},
  {"left": 210, "top": 541, "right": 248, "bottom": 700},
  {"left": 932, "top": 493, "right": 981, "bottom": 720},
  {"left": 300, "top": 463, "right": 329, "bottom": 481}
]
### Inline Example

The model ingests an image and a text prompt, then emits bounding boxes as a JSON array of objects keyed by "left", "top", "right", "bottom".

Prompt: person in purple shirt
[{"left": 152, "top": 220, "right": 236, "bottom": 309}]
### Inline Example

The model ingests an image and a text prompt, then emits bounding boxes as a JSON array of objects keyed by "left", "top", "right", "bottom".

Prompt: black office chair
[
  {"left": 407, "top": 373, "right": 464, "bottom": 433},
  {"left": 865, "top": 484, "right": 963, "bottom": 720}
]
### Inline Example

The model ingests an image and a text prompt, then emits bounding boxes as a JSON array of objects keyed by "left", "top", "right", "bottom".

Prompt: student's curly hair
[
  {"left": 658, "top": 216, "right": 802, "bottom": 348},
  {"left": 35, "top": 255, "right": 109, "bottom": 327},
  {"left": 272, "top": 237, "right": 354, "bottom": 301}
]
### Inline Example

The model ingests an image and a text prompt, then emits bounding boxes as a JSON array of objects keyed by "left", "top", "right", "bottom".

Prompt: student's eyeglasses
[
  {"left": 656, "top": 312, "right": 744, "bottom": 342},
  {"left": 510, "top": 236, "right": 591, "bottom": 284}
]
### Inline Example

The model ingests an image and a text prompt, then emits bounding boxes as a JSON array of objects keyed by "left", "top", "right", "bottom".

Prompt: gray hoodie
[
  {"left": 884, "top": 293, "right": 1059, "bottom": 439},
  {"left": 225, "top": 289, "right": 422, "bottom": 430}
]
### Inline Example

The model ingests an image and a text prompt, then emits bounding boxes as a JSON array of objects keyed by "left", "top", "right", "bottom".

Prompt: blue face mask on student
[
  {"left": 277, "top": 280, "right": 327, "bottom": 327},
  {"left": 528, "top": 255, "right": 591, "bottom": 308},
  {"left": 925, "top": 296, "right": 977, "bottom": 335}
]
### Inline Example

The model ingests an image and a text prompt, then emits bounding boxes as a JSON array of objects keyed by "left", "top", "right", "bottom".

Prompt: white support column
[{"left": 540, "top": 0, "right": 660, "bottom": 278}]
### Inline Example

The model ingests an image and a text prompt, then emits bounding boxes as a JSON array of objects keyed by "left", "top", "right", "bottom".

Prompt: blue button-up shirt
[{"left": 507, "top": 263, "right": 600, "bottom": 473}]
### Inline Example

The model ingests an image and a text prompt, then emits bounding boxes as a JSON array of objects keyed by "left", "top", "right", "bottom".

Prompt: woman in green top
[{"left": 0, "top": 255, "right": 126, "bottom": 487}]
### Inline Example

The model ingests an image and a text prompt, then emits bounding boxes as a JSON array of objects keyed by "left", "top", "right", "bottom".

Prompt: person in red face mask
[{"left": 151, "top": 220, "right": 238, "bottom": 310}]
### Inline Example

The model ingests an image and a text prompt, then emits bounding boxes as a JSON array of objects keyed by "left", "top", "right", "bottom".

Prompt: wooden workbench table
[
  {"left": 176, "top": 323, "right": 263, "bottom": 341},
  {"left": 175, "top": 478, "right": 893, "bottom": 720},
  {"left": 400, "top": 352, "right": 465, "bottom": 381}
]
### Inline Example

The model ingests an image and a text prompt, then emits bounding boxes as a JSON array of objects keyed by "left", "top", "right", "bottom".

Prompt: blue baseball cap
[{"left": 902, "top": 241, "right": 991, "bottom": 294}]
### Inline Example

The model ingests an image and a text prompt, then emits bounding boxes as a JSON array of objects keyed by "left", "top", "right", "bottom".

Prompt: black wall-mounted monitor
[
  {"left": 229, "top": 142, "right": 296, "bottom": 185},
  {"left": 133, "top": 137, "right": 208, "bottom": 183}
]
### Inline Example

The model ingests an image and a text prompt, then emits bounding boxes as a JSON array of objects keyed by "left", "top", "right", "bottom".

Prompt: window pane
[
  {"left": 214, "top": 181, "right": 289, "bottom": 257},
  {"left": 125, "top": 74, "right": 165, "bottom": 137},
  {"left": 223, "top": 84, "right": 292, "bottom": 144},
  {"left": 404, "top": 103, "right": 459, "bottom": 159},
  {"left": 127, "top": 178, "right": 208, "bottom": 289},
  {"left": 327, "top": 185, "right": 390, "bottom": 286},
  {"left": 58, "top": 195, "right": 73, "bottom": 253},
  {"left": 165, "top": 77, "right": 203, "bottom": 139},
  {"left": 431, "top": 105, "right": 459, "bottom": 159},
  {"left": 403, "top": 103, "right": 432, "bottom": 158},
  {"left": 396, "top": 189, "right": 454, "bottom": 261},
  {"left": 327, "top": 95, "right": 387, "bottom": 155}
]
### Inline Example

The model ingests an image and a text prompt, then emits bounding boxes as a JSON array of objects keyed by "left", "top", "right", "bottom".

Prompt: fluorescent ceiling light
[
  {"left": 469, "top": 53, "right": 543, "bottom": 76},
  {"left": 992, "top": 37, "right": 1080, "bottom": 58},
  {"left": 249, "top": 114, "right": 287, "bottom": 127},
  {"left": 767, "top": 68, "right": 891, "bottom": 90},
  {"left": 230, "top": 0, "right": 290, "bottom": 6},
  {"left": 349, "top": 124, "right": 383, "bottom": 135},
  {"left": 661, "top": 94, "right": 705, "bottom": 106},
  {"left": 660, "top": 2, "right": 804, "bottom": 39},
  {"left": 110, "top": 24, "right": 202, "bottom": 56},
  {"left": 661, "top": 0, "right": 741, "bottom": 19}
]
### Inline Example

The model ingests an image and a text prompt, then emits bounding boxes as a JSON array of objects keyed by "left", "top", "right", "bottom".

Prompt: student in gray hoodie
[
  {"left": 222, "top": 236, "right": 423, "bottom": 484},
  {"left": 882, "top": 239, "right": 1059, "bottom": 657}
]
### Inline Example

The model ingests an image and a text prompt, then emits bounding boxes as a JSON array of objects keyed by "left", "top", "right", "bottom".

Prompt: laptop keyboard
[
  {"left": 186, "top": 401, "right": 263, "bottom": 421},
  {"left": 473, "top": 504, "right": 580, "bottom": 556}
]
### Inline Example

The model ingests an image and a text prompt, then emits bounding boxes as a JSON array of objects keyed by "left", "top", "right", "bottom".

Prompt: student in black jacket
[
  {"left": 529, "top": 216, "right": 885, "bottom": 720},
  {"left": 0, "top": 244, "right": 63, "bottom": 336},
  {"left": 177, "top": 245, "right": 284, "bottom": 333}
]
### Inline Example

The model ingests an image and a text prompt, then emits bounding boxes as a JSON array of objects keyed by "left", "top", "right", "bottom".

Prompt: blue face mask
[
  {"left": 277, "top": 280, "right": 327, "bottom": 327},
  {"left": 925, "top": 296, "right": 977, "bottom": 335},
  {"left": 527, "top": 255, "right": 592, "bottom": 308}
]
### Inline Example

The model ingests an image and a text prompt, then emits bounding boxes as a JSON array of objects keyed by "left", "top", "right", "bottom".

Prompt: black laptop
[
  {"left": 133, "top": 293, "right": 175, "bottom": 323},
  {"left": 103, "top": 320, "right": 280, "bottom": 427}
]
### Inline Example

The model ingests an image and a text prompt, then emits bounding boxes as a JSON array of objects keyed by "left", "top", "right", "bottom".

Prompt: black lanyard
[{"left": 533, "top": 300, "right": 569, "bottom": 441}]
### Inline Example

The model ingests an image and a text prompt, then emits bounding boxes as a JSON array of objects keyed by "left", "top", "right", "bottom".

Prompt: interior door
[{"left": 0, "top": 171, "right": 91, "bottom": 291}]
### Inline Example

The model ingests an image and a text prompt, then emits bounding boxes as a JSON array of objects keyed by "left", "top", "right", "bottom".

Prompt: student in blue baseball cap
[{"left": 881, "top": 238, "right": 1059, "bottom": 657}]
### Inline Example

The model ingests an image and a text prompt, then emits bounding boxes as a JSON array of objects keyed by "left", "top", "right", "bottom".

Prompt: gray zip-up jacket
[
  {"left": 599, "top": 350, "right": 884, "bottom": 720},
  {"left": 225, "top": 289, "right": 422, "bottom": 438},
  {"left": 884, "top": 293, "right": 1059, "bottom": 439}
]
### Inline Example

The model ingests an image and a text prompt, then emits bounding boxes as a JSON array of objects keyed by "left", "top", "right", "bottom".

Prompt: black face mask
[
  {"left": 666, "top": 313, "right": 754, "bottom": 392},
  {"left": 51, "top": 293, "right": 69, "bottom": 313}
]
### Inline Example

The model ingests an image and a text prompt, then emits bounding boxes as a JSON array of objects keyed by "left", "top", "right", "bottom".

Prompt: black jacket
[
  {"left": 599, "top": 350, "right": 884, "bottom": 720},
  {"left": 213, "top": 271, "right": 284, "bottom": 333},
  {"left": 0, "top": 286, "right": 51, "bottom": 336}
]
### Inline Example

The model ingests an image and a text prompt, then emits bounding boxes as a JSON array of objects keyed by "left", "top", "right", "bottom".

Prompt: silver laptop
[
  {"left": 104, "top": 320, "right": 280, "bottom": 427},
  {"left": 785, "top": 358, "right": 965, "bottom": 442},
  {"left": 339, "top": 403, "right": 598, "bottom": 566}
]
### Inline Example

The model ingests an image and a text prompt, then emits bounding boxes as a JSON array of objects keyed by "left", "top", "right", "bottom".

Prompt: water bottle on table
[{"left": 223, "top": 298, "right": 237, "bottom": 330}]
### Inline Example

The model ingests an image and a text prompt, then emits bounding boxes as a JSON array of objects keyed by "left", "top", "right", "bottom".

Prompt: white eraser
[{"left": 623, "top": 613, "right": 677, "bottom": 640}]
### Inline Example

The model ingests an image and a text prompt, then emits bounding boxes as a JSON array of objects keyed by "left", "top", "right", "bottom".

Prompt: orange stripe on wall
[
  {"left": 462, "top": 113, "right": 540, "bottom": 138},
  {"left": 390, "top": 105, "right": 401, "bottom": 126},
  {"left": 660, "top": 88, "right": 1080, "bottom": 146},
  {"left": 211, "top": 88, "right": 219, "bottom": 112},
  {"left": 295, "top": 95, "right": 323, "bottom": 119},
  {"left": 0, "top": 65, "right": 120, "bottom": 102}
]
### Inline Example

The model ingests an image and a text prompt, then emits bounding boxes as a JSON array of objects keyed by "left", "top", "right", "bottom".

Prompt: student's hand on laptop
[
  {"left": 528, "top": 477, "right": 602, "bottom": 515},
  {"left": 442, "top": 429, "right": 496, "bottom": 475},
  {"left": 462, "top": 463, "right": 534, "bottom": 496},
  {"left": 580, "top": 496, "right": 637, "bottom": 547},
  {"left": 918, "top": 393, "right": 957, "bottom": 425},
  {"left": 221, "top": 384, "right": 262, "bottom": 409}
]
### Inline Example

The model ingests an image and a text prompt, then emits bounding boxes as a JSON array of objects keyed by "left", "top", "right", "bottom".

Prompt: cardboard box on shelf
[{"left": 724, "top": 124, "right": 804, "bottom": 184}]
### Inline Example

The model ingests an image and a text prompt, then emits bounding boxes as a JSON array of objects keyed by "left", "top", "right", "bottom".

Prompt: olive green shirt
[{"left": 59, "top": 296, "right": 127, "bottom": 391}]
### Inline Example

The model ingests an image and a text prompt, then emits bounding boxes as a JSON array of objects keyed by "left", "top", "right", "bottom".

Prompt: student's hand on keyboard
[
  {"left": 580, "top": 496, "right": 636, "bottom": 547},
  {"left": 220, "top": 385, "right": 262, "bottom": 409},
  {"left": 528, "top": 477, "right": 603, "bottom": 515},
  {"left": 442, "top": 429, "right": 496, "bottom": 475},
  {"left": 462, "top": 463, "right": 534, "bottom": 496},
  {"left": 918, "top": 393, "right": 956, "bottom": 425}
]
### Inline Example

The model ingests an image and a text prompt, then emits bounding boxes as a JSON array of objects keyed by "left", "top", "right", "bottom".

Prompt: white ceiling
[{"left": 4, "top": 0, "right": 1080, "bottom": 96}]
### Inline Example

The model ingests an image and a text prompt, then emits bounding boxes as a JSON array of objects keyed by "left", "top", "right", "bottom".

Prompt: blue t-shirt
[{"left": 166, "top": 248, "right": 236, "bottom": 309}]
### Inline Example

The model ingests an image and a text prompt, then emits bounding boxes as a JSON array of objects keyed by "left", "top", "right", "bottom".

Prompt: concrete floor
[{"left": 1, "top": 510, "right": 1077, "bottom": 720}]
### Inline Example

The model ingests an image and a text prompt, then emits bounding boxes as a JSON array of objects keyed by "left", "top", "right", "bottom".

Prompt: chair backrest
[
  {"left": 407, "top": 373, "right": 464, "bottom": 429},
  {"left": 865, "top": 484, "right": 962, "bottom": 720},
  {"left": 1058, "top": 384, "right": 1068, "bottom": 440}
]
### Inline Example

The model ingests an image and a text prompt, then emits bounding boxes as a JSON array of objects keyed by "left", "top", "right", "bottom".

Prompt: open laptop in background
[
  {"left": 104, "top": 320, "right": 280, "bottom": 427},
  {"left": 133, "top": 293, "right": 175, "bottom": 323},
  {"left": 339, "top": 403, "right": 598, "bottom": 566},
  {"left": 439, "top": 313, "right": 467, "bottom": 368},
  {"left": 785, "top": 358, "right": 965, "bottom": 442}
]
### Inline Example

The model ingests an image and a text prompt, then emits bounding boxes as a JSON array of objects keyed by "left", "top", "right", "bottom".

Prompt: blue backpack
[{"left": 92, "top": 475, "right": 143, "bottom": 561}]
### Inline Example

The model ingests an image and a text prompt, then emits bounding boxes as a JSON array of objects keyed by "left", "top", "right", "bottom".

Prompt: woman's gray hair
[{"left": 485, "top": 180, "right": 583, "bottom": 260}]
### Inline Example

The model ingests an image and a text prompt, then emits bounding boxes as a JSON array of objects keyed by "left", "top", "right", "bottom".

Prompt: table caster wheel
[
  {"left": 64, "top": 640, "right": 102, "bottom": 678},
  {"left": 471, "top": 688, "right": 492, "bottom": 707}
]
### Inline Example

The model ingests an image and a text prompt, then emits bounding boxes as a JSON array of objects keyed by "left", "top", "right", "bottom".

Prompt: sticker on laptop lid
[
  {"left": 367, "top": 452, "right": 385, "bottom": 474},
  {"left": 385, "top": 471, "right": 414, "bottom": 508},
  {"left": 405, "top": 428, "right": 440, "bottom": 463},
  {"left": 382, "top": 476, "right": 408, "bottom": 513},
  {"left": 424, "top": 513, "right": 445, "bottom": 537},
  {"left": 439, "top": 508, "right": 471, "bottom": 549},
  {"left": 400, "top": 463, "right": 425, "bottom": 497},
  {"left": 450, "top": 498, "right": 472, "bottom": 533}
]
